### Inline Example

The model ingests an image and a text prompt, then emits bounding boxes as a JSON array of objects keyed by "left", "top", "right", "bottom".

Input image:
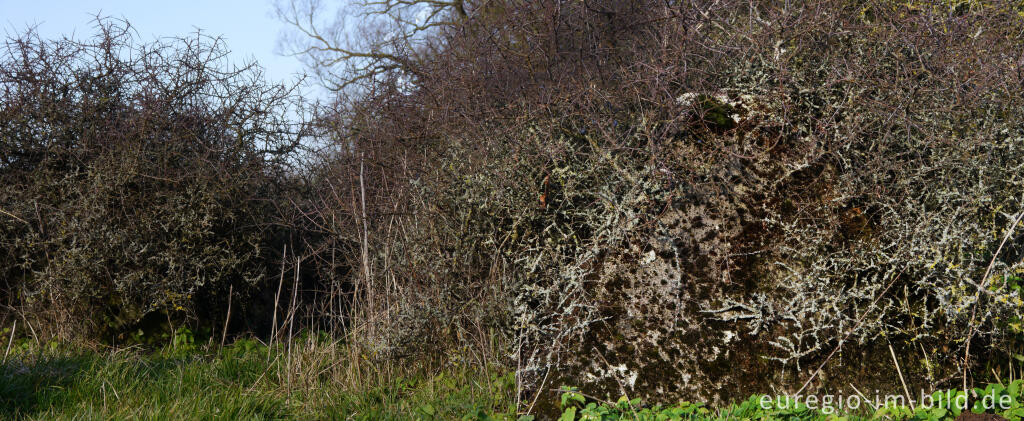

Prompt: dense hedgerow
[{"left": 0, "top": 20, "right": 306, "bottom": 339}]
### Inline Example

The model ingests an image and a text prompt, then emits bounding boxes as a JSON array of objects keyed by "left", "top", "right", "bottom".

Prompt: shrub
[{"left": 0, "top": 19, "right": 304, "bottom": 339}]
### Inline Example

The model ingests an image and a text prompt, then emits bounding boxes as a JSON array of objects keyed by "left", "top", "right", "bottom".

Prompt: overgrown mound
[{"left": 298, "top": 0, "right": 1024, "bottom": 409}]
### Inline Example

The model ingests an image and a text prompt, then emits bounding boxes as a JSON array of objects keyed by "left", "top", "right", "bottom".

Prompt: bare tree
[{"left": 275, "top": 0, "right": 470, "bottom": 91}]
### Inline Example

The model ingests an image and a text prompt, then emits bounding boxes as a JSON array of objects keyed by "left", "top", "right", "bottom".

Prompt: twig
[
  {"left": 271, "top": 245, "right": 287, "bottom": 351},
  {"left": 221, "top": 284, "right": 233, "bottom": 348},
  {"left": 0, "top": 208, "right": 29, "bottom": 225},
  {"left": 358, "top": 154, "right": 373, "bottom": 333},
  {"left": 247, "top": 354, "right": 281, "bottom": 393},
  {"left": 889, "top": 341, "right": 914, "bottom": 411},
  {"left": 105, "top": 378, "right": 121, "bottom": 401},
  {"left": 849, "top": 383, "right": 878, "bottom": 411},
  {"left": 286, "top": 256, "right": 301, "bottom": 395},
  {"left": 16, "top": 311, "right": 38, "bottom": 346},
  {"left": 526, "top": 358, "right": 553, "bottom": 416},
  {"left": 3, "top": 320, "right": 16, "bottom": 364}
]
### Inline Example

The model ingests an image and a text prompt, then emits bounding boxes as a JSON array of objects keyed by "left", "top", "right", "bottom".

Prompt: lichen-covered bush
[
  {"left": 0, "top": 20, "right": 303, "bottom": 339},
  {"left": 280, "top": 0, "right": 1024, "bottom": 413}
]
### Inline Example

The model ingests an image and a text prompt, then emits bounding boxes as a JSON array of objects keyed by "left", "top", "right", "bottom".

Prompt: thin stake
[
  {"left": 3, "top": 320, "right": 16, "bottom": 364},
  {"left": 286, "top": 256, "right": 301, "bottom": 394},
  {"left": 889, "top": 341, "right": 914, "bottom": 411},
  {"left": 221, "top": 284, "right": 233, "bottom": 348},
  {"left": 271, "top": 245, "right": 287, "bottom": 350}
]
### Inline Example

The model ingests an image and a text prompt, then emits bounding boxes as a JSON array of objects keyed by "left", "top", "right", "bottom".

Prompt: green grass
[
  {"left": 10, "top": 335, "right": 1023, "bottom": 420},
  {"left": 0, "top": 337, "right": 517, "bottom": 420}
]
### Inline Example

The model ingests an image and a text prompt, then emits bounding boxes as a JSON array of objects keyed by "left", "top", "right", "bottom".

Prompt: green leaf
[
  {"left": 972, "top": 400, "right": 986, "bottom": 414},
  {"left": 1009, "top": 380, "right": 1023, "bottom": 396},
  {"left": 419, "top": 404, "right": 436, "bottom": 417}
]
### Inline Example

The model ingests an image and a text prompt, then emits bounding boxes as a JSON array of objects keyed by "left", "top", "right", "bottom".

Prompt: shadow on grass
[
  {"left": 0, "top": 350, "right": 291, "bottom": 420},
  {"left": 0, "top": 343, "right": 497, "bottom": 420},
  {"left": 0, "top": 354, "right": 92, "bottom": 419}
]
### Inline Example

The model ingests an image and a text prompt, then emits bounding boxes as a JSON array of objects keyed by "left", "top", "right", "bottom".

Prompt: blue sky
[{"left": 1, "top": 0, "right": 314, "bottom": 95}]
